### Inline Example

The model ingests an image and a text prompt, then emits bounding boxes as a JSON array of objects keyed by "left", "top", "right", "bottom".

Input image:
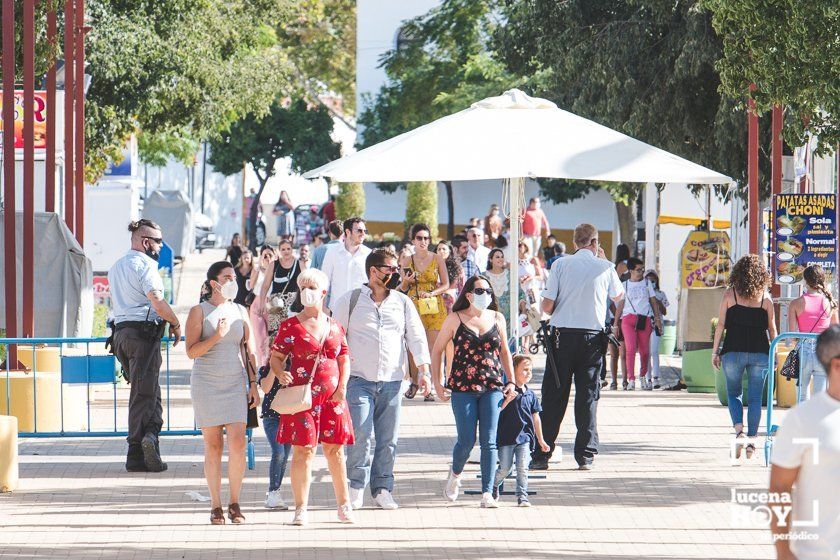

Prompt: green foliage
[
  {"left": 137, "top": 129, "right": 200, "bottom": 168},
  {"left": 208, "top": 98, "right": 341, "bottom": 245},
  {"left": 92, "top": 304, "right": 109, "bottom": 338},
  {"left": 405, "top": 181, "right": 438, "bottom": 240},
  {"left": 277, "top": 0, "right": 356, "bottom": 115},
  {"left": 335, "top": 182, "right": 366, "bottom": 222},
  {"left": 705, "top": 0, "right": 839, "bottom": 152}
]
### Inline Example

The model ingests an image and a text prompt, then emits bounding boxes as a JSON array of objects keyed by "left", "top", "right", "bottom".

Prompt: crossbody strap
[
  {"left": 307, "top": 315, "right": 330, "bottom": 385},
  {"left": 807, "top": 299, "right": 828, "bottom": 333}
]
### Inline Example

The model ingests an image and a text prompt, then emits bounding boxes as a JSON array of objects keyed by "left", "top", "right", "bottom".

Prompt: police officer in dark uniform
[{"left": 108, "top": 219, "right": 181, "bottom": 472}]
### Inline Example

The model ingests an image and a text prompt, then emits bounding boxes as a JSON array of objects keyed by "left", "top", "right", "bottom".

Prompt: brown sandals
[
  {"left": 210, "top": 507, "right": 225, "bottom": 525},
  {"left": 228, "top": 503, "right": 245, "bottom": 524}
]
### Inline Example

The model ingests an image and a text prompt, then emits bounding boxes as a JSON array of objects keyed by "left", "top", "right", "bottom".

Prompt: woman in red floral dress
[{"left": 268, "top": 268, "right": 355, "bottom": 526}]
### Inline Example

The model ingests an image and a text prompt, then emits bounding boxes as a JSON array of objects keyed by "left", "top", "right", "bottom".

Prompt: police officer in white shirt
[
  {"left": 769, "top": 325, "right": 840, "bottom": 560},
  {"left": 108, "top": 220, "right": 181, "bottom": 472},
  {"left": 321, "top": 217, "right": 372, "bottom": 310},
  {"left": 333, "top": 248, "right": 431, "bottom": 511},
  {"left": 531, "top": 223, "right": 624, "bottom": 471}
]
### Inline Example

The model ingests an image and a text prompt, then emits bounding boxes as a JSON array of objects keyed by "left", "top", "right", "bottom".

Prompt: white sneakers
[
  {"left": 444, "top": 469, "right": 462, "bottom": 502},
  {"left": 480, "top": 492, "right": 498, "bottom": 508},
  {"left": 265, "top": 489, "right": 288, "bottom": 510},
  {"left": 373, "top": 489, "right": 399, "bottom": 510},
  {"left": 292, "top": 506, "right": 307, "bottom": 526},
  {"left": 337, "top": 503, "right": 355, "bottom": 524},
  {"left": 348, "top": 486, "right": 364, "bottom": 510}
]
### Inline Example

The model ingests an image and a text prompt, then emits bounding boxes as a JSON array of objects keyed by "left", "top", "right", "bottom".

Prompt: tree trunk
[
  {"left": 444, "top": 181, "right": 455, "bottom": 239},
  {"left": 614, "top": 198, "right": 637, "bottom": 256},
  {"left": 249, "top": 172, "right": 268, "bottom": 251}
]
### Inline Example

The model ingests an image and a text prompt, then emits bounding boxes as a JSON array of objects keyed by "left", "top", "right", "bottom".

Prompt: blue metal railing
[{"left": 763, "top": 331, "right": 820, "bottom": 466}]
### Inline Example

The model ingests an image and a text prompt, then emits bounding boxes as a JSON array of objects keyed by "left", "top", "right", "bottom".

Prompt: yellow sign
[{"left": 680, "top": 230, "right": 731, "bottom": 288}]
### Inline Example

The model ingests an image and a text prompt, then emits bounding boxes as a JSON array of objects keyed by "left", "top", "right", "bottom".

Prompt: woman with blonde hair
[
  {"left": 787, "top": 265, "right": 839, "bottom": 401},
  {"left": 268, "top": 268, "right": 355, "bottom": 525},
  {"left": 711, "top": 255, "right": 777, "bottom": 459}
]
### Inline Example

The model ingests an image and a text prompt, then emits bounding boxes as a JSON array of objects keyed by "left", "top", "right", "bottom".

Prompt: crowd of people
[{"left": 107, "top": 212, "right": 839, "bottom": 555}]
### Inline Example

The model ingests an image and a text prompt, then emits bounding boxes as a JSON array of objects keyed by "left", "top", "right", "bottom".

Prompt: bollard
[{"left": 0, "top": 415, "right": 19, "bottom": 492}]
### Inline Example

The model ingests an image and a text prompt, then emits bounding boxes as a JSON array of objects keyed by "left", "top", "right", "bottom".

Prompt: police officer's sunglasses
[{"left": 143, "top": 236, "right": 163, "bottom": 244}]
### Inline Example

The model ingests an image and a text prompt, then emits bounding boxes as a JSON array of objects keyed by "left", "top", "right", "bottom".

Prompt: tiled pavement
[{"left": 0, "top": 251, "right": 781, "bottom": 559}]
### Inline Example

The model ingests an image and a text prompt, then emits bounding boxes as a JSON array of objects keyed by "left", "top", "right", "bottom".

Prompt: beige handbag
[{"left": 270, "top": 317, "right": 328, "bottom": 415}]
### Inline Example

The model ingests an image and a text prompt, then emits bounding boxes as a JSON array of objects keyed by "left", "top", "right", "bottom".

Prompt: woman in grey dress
[{"left": 186, "top": 261, "right": 260, "bottom": 525}]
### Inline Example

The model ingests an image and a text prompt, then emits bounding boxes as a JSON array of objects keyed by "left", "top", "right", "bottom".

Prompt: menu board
[
  {"left": 773, "top": 194, "right": 837, "bottom": 284},
  {"left": 680, "top": 230, "right": 731, "bottom": 288}
]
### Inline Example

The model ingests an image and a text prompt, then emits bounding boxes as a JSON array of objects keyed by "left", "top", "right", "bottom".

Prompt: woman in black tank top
[{"left": 711, "top": 255, "right": 777, "bottom": 457}]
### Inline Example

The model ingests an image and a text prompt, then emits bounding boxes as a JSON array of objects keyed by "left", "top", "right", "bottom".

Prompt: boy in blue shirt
[{"left": 493, "top": 355, "right": 550, "bottom": 506}]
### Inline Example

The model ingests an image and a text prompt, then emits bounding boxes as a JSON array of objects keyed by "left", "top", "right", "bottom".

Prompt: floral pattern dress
[
  {"left": 270, "top": 316, "right": 355, "bottom": 447},
  {"left": 446, "top": 317, "right": 505, "bottom": 393}
]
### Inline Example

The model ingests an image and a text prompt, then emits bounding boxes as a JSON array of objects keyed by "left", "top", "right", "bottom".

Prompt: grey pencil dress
[{"left": 190, "top": 301, "right": 248, "bottom": 428}]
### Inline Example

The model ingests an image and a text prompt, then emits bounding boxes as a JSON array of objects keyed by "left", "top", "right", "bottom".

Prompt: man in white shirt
[
  {"left": 320, "top": 217, "right": 371, "bottom": 310},
  {"left": 466, "top": 227, "right": 491, "bottom": 273},
  {"left": 333, "top": 248, "right": 431, "bottom": 511},
  {"left": 531, "top": 223, "right": 624, "bottom": 471},
  {"left": 769, "top": 325, "right": 840, "bottom": 560}
]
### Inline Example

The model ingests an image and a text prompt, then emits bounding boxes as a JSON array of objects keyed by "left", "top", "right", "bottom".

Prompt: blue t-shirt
[{"left": 496, "top": 385, "right": 542, "bottom": 449}]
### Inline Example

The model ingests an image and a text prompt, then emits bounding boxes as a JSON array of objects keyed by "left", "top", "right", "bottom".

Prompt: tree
[
  {"left": 335, "top": 182, "right": 365, "bottom": 222},
  {"left": 356, "top": 0, "right": 523, "bottom": 239},
  {"left": 207, "top": 98, "right": 341, "bottom": 247},
  {"left": 705, "top": 0, "right": 839, "bottom": 152},
  {"left": 496, "top": 0, "right": 768, "bottom": 249},
  {"left": 405, "top": 181, "right": 438, "bottom": 240},
  {"left": 276, "top": 0, "right": 356, "bottom": 116}
]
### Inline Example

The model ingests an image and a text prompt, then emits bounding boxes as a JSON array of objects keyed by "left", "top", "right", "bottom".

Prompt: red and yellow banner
[{"left": 0, "top": 90, "right": 48, "bottom": 149}]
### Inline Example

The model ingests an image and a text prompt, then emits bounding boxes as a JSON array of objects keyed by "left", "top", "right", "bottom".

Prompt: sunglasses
[
  {"left": 472, "top": 288, "right": 491, "bottom": 295},
  {"left": 377, "top": 265, "right": 400, "bottom": 273},
  {"left": 354, "top": 228, "right": 368, "bottom": 234},
  {"left": 143, "top": 236, "right": 163, "bottom": 244},
  {"left": 415, "top": 235, "right": 430, "bottom": 241}
]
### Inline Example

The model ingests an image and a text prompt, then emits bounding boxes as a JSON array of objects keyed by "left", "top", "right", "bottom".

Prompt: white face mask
[
  {"left": 471, "top": 292, "right": 492, "bottom": 311},
  {"left": 300, "top": 288, "right": 322, "bottom": 308},
  {"left": 220, "top": 280, "right": 238, "bottom": 301}
]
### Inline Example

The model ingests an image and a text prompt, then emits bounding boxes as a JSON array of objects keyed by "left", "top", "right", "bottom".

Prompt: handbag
[
  {"left": 624, "top": 280, "right": 652, "bottom": 331},
  {"left": 411, "top": 256, "right": 440, "bottom": 316},
  {"left": 237, "top": 307, "right": 260, "bottom": 429},
  {"left": 270, "top": 316, "right": 329, "bottom": 415},
  {"left": 781, "top": 302, "right": 827, "bottom": 380}
]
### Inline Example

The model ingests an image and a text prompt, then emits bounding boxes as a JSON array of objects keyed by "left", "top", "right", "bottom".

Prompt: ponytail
[
  {"left": 199, "top": 280, "right": 212, "bottom": 303},
  {"left": 803, "top": 265, "right": 836, "bottom": 309},
  {"left": 818, "top": 284, "right": 836, "bottom": 310}
]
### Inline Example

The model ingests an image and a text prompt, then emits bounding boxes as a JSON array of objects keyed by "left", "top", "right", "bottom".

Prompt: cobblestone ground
[{"left": 0, "top": 250, "right": 780, "bottom": 559}]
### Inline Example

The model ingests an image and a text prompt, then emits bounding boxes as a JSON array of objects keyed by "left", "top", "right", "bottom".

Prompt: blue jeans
[
  {"left": 451, "top": 389, "right": 503, "bottom": 494},
  {"left": 345, "top": 377, "right": 403, "bottom": 496},
  {"left": 494, "top": 442, "right": 530, "bottom": 498},
  {"left": 798, "top": 339, "right": 828, "bottom": 402},
  {"left": 262, "top": 415, "right": 291, "bottom": 492},
  {"left": 721, "top": 351, "right": 768, "bottom": 437}
]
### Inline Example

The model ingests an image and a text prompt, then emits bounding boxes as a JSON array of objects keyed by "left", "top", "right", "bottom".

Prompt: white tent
[{"left": 306, "top": 89, "right": 733, "bottom": 339}]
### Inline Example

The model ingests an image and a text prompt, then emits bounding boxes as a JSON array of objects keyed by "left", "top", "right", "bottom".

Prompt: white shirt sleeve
[
  {"left": 321, "top": 245, "right": 336, "bottom": 288},
  {"left": 403, "top": 295, "right": 432, "bottom": 367},
  {"left": 139, "top": 260, "right": 164, "bottom": 295},
  {"left": 541, "top": 260, "right": 562, "bottom": 301},
  {"left": 332, "top": 290, "right": 352, "bottom": 331},
  {"left": 608, "top": 268, "right": 624, "bottom": 299},
  {"left": 770, "top": 410, "right": 806, "bottom": 469}
]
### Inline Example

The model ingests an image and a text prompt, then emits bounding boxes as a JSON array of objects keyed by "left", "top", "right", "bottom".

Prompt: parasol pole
[{"left": 507, "top": 177, "right": 525, "bottom": 352}]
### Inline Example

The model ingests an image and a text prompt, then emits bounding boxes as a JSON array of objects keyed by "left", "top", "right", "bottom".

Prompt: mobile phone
[{"left": 403, "top": 268, "right": 413, "bottom": 275}]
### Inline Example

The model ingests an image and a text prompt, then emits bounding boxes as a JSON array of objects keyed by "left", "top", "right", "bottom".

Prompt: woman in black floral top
[{"left": 431, "top": 275, "right": 515, "bottom": 508}]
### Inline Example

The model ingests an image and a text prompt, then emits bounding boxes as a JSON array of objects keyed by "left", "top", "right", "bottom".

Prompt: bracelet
[{"left": 249, "top": 380, "right": 256, "bottom": 385}]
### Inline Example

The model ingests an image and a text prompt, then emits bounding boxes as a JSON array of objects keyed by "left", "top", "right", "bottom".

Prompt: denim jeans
[
  {"left": 345, "top": 377, "right": 403, "bottom": 496},
  {"left": 721, "top": 351, "right": 768, "bottom": 437},
  {"left": 797, "top": 338, "right": 828, "bottom": 402},
  {"left": 494, "top": 442, "right": 530, "bottom": 498},
  {"left": 451, "top": 389, "right": 503, "bottom": 494},
  {"left": 262, "top": 415, "right": 291, "bottom": 492}
]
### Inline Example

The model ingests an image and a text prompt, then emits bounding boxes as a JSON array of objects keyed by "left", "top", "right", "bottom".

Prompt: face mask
[
  {"left": 220, "top": 280, "right": 238, "bottom": 301},
  {"left": 384, "top": 272, "right": 401, "bottom": 290},
  {"left": 471, "top": 292, "right": 492, "bottom": 311},
  {"left": 300, "top": 288, "right": 322, "bottom": 308},
  {"left": 144, "top": 242, "right": 160, "bottom": 262},
  {"left": 534, "top": 202, "right": 541, "bottom": 209}
]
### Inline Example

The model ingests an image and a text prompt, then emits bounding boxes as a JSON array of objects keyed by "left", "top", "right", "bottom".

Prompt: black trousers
[
  {"left": 532, "top": 329, "right": 602, "bottom": 466},
  {"left": 113, "top": 327, "right": 163, "bottom": 451}
]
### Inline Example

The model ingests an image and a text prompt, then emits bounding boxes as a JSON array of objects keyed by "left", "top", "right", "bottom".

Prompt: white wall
[
  {"left": 356, "top": 0, "right": 441, "bottom": 120},
  {"left": 363, "top": 179, "right": 616, "bottom": 232}
]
